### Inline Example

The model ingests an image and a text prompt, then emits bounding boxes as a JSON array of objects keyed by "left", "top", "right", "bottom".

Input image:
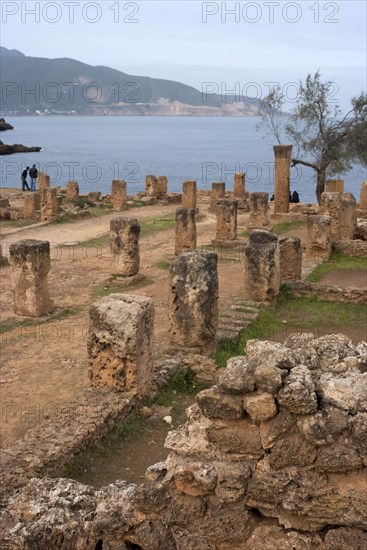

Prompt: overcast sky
[{"left": 2, "top": 0, "right": 366, "bottom": 111}]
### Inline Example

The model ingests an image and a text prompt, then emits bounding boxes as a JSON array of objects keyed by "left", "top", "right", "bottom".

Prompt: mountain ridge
[{"left": 0, "top": 47, "right": 260, "bottom": 116}]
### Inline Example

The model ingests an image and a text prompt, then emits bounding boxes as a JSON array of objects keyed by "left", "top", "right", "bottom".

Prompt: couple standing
[{"left": 21, "top": 164, "right": 38, "bottom": 191}]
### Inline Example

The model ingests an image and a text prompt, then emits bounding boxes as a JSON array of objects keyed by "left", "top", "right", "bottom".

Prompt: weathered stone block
[
  {"left": 218, "top": 356, "right": 256, "bottom": 394},
  {"left": 243, "top": 392, "right": 277, "bottom": 421},
  {"left": 316, "top": 442, "right": 363, "bottom": 473},
  {"left": 254, "top": 364, "right": 284, "bottom": 394},
  {"left": 273, "top": 144, "right": 292, "bottom": 213},
  {"left": 278, "top": 365, "right": 318, "bottom": 414},
  {"left": 244, "top": 230, "right": 280, "bottom": 303},
  {"left": 233, "top": 172, "right": 245, "bottom": 199},
  {"left": 88, "top": 294, "right": 154, "bottom": 394},
  {"left": 325, "top": 179, "right": 344, "bottom": 193},
  {"left": 297, "top": 407, "right": 349, "bottom": 446},
  {"left": 182, "top": 180, "right": 197, "bottom": 209},
  {"left": 157, "top": 176, "right": 168, "bottom": 196},
  {"left": 279, "top": 236, "right": 302, "bottom": 282},
  {"left": 23, "top": 191, "right": 40, "bottom": 220},
  {"left": 197, "top": 387, "right": 243, "bottom": 419},
  {"left": 66, "top": 181, "right": 79, "bottom": 200},
  {"left": 340, "top": 192, "right": 357, "bottom": 239},
  {"left": 168, "top": 250, "right": 218, "bottom": 356},
  {"left": 110, "top": 217, "right": 140, "bottom": 276},
  {"left": 145, "top": 175, "right": 159, "bottom": 196},
  {"left": 306, "top": 214, "right": 332, "bottom": 261},
  {"left": 320, "top": 192, "right": 342, "bottom": 239},
  {"left": 215, "top": 199, "right": 238, "bottom": 240},
  {"left": 360, "top": 181, "right": 367, "bottom": 209},
  {"left": 38, "top": 172, "right": 50, "bottom": 192},
  {"left": 267, "top": 431, "right": 317, "bottom": 469},
  {"left": 175, "top": 207, "right": 196, "bottom": 255},
  {"left": 111, "top": 180, "right": 127, "bottom": 209},
  {"left": 40, "top": 188, "right": 58, "bottom": 222},
  {"left": 9, "top": 239, "right": 53, "bottom": 317},
  {"left": 207, "top": 418, "right": 264, "bottom": 457},
  {"left": 260, "top": 409, "right": 296, "bottom": 449},
  {"left": 209, "top": 182, "right": 225, "bottom": 212},
  {"left": 248, "top": 192, "right": 269, "bottom": 228}
]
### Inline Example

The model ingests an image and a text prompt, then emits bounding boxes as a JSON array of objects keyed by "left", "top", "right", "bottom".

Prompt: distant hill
[{"left": 0, "top": 47, "right": 260, "bottom": 116}]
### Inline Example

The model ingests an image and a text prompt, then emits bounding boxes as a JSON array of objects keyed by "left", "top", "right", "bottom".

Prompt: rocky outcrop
[
  {"left": 0, "top": 333, "right": 366, "bottom": 549},
  {"left": 0, "top": 140, "right": 41, "bottom": 155},
  {"left": 0, "top": 117, "right": 13, "bottom": 131}
]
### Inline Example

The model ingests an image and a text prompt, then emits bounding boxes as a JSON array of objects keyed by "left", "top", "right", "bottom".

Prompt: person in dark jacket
[
  {"left": 292, "top": 190, "right": 300, "bottom": 203},
  {"left": 29, "top": 164, "right": 38, "bottom": 191},
  {"left": 21, "top": 167, "right": 30, "bottom": 191}
]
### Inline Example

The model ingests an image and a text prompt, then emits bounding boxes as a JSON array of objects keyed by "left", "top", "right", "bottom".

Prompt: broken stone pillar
[
  {"left": 66, "top": 181, "right": 79, "bottom": 200},
  {"left": 360, "top": 181, "right": 367, "bottom": 209},
  {"left": 340, "top": 193, "right": 357, "bottom": 239},
  {"left": 88, "top": 294, "right": 154, "bottom": 394},
  {"left": 325, "top": 179, "right": 344, "bottom": 193},
  {"left": 88, "top": 191, "right": 101, "bottom": 202},
  {"left": 168, "top": 250, "right": 218, "bottom": 356},
  {"left": 279, "top": 236, "right": 302, "bottom": 282},
  {"left": 234, "top": 172, "right": 245, "bottom": 199},
  {"left": 244, "top": 230, "right": 280, "bottom": 303},
  {"left": 175, "top": 208, "right": 197, "bottom": 255},
  {"left": 9, "top": 239, "right": 53, "bottom": 317},
  {"left": 157, "top": 176, "right": 168, "bottom": 196},
  {"left": 145, "top": 175, "right": 159, "bottom": 197},
  {"left": 182, "top": 180, "right": 197, "bottom": 210},
  {"left": 110, "top": 217, "right": 140, "bottom": 276},
  {"left": 209, "top": 182, "right": 225, "bottom": 212},
  {"left": 273, "top": 145, "right": 292, "bottom": 213},
  {"left": 215, "top": 199, "right": 238, "bottom": 240},
  {"left": 306, "top": 215, "right": 332, "bottom": 261},
  {"left": 111, "top": 180, "right": 127, "bottom": 209},
  {"left": 23, "top": 192, "right": 40, "bottom": 220},
  {"left": 40, "top": 188, "right": 58, "bottom": 222},
  {"left": 320, "top": 192, "right": 342, "bottom": 239},
  {"left": 248, "top": 192, "right": 269, "bottom": 228},
  {"left": 38, "top": 172, "right": 50, "bottom": 192}
]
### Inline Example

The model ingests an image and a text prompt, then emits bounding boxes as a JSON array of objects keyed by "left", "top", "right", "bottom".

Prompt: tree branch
[{"left": 291, "top": 158, "right": 320, "bottom": 172}]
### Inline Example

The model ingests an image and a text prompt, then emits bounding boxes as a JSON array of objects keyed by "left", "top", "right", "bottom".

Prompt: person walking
[
  {"left": 21, "top": 167, "right": 30, "bottom": 191},
  {"left": 29, "top": 164, "right": 38, "bottom": 191}
]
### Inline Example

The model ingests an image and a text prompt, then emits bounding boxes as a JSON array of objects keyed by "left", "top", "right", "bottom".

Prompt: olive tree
[{"left": 258, "top": 72, "right": 367, "bottom": 203}]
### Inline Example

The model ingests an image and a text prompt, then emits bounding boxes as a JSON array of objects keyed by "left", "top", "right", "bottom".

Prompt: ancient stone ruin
[
  {"left": 325, "top": 178, "right": 344, "bottom": 193},
  {"left": 340, "top": 193, "right": 357, "bottom": 239},
  {"left": 23, "top": 191, "right": 40, "bottom": 220},
  {"left": 88, "top": 294, "right": 154, "bottom": 394},
  {"left": 8, "top": 239, "right": 53, "bottom": 317},
  {"left": 360, "top": 181, "right": 367, "bottom": 209},
  {"left": 168, "top": 250, "right": 218, "bottom": 356},
  {"left": 182, "top": 180, "right": 197, "bottom": 210},
  {"left": 244, "top": 229, "right": 280, "bottom": 303},
  {"left": 66, "top": 180, "right": 79, "bottom": 200},
  {"left": 273, "top": 144, "right": 292, "bottom": 213},
  {"left": 111, "top": 180, "right": 127, "bottom": 210},
  {"left": 215, "top": 198, "right": 238, "bottom": 241},
  {"left": 233, "top": 172, "right": 245, "bottom": 199},
  {"left": 110, "top": 217, "right": 140, "bottom": 276},
  {"left": 1, "top": 333, "right": 366, "bottom": 549},
  {"left": 40, "top": 188, "right": 58, "bottom": 222},
  {"left": 279, "top": 236, "right": 302, "bottom": 282},
  {"left": 175, "top": 207, "right": 197, "bottom": 255},
  {"left": 248, "top": 192, "right": 269, "bottom": 228},
  {"left": 209, "top": 182, "right": 225, "bottom": 212},
  {"left": 306, "top": 215, "right": 332, "bottom": 261},
  {"left": 37, "top": 171, "right": 50, "bottom": 192},
  {"left": 157, "top": 175, "right": 168, "bottom": 196}
]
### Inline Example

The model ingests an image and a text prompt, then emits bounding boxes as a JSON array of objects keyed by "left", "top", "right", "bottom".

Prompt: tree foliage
[{"left": 258, "top": 72, "right": 367, "bottom": 203}]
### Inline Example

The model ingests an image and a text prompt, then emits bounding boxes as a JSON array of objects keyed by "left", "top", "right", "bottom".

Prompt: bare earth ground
[{"left": 0, "top": 199, "right": 366, "bottom": 455}]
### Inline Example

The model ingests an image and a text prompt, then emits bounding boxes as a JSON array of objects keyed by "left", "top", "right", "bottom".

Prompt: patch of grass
[
  {"left": 215, "top": 289, "right": 366, "bottom": 368},
  {"left": 155, "top": 259, "right": 171, "bottom": 270},
  {"left": 239, "top": 230, "right": 249, "bottom": 238},
  {"left": 92, "top": 276, "right": 152, "bottom": 297},
  {"left": 78, "top": 234, "right": 109, "bottom": 248},
  {"left": 90, "top": 205, "right": 114, "bottom": 217},
  {"left": 0, "top": 219, "right": 38, "bottom": 228},
  {"left": 59, "top": 370, "right": 206, "bottom": 481},
  {"left": 306, "top": 252, "right": 367, "bottom": 282},
  {"left": 273, "top": 220, "right": 306, "bottom": 235},
  {"left": 140, "top": 214, "right": 175, "bottom": 236}
]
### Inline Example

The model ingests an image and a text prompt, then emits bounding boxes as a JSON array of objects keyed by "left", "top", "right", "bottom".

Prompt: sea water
[{"left": 1, "top": 116, "right": 365, "bottom": 203}]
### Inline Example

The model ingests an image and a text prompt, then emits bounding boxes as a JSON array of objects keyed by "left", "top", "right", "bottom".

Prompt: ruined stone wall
[
  {"left": 283, "top": 281, "right": 367, "bottom": 304},
  {"left": 333, "top": 238, "right": 367, "bottom": 257},
  {"left": 1, "top": 334, "right": 366, "bottom": 549}
]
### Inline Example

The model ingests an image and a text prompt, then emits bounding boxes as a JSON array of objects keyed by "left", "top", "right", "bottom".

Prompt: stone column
[
  {"left": 88, "top": 294, "right": 154, "bottom": 395},
  {"left": 168, "top": 250, "right": 218, "bottom": 356},
  {"left": 244, "top": 230, "right": 280, "bottom": 303},
  {"left": 23, "top": 192, "right": 40, "bottom": 220},
  {"left": 110, "top": 217, "right": 140, "bottom": 276},
  {"left": 111, "top": 180, "right": 127, "bottom": 209},
  {"left": 9, "top": 239, "right": 53, "bottom": 317},
  {"left": 182, "top": 180, "right": 197, "bottom": 210},
  {"left": 66, "top": 181, "right": 79, "bottom": 200},
  {"left": 209, "top": 182, "right": 225, "bottom": 212},
  {"left": 157, "top": 176, "right": 168, "bottom": 196},
  {"left": 306, "top": 215, "right": 332, "bottom": 261},
  {"left": 320, "top": 192, "right": 342, "bottom": 239},
  {"left": 273, "top": 145, "right": 292, "bottom": 213},
  {"left": 248, "top": 192, "right": 269, "bottom": 228},
  {"left": 175, "top": 208, "right": 197, "bottom": 255},
  {"left": 360, "top": 181, "right": 367, "bottom": 209},
  {"left": 146, "top": 175, "right": 159, "bottom": 196},
  {"left": 216, "top": 199, "right": 238, "bottom": 240},
  {"left": 234, "top": 172, "right": 245, "bottom": 199},
  {"left": 41, "top": 188, "right": 58, "bottom": 222},
  {"left": 325, "top": 179, "right": 344, "bottom": 193},
  {"left": 340, "top": 193, "right": 357, "bottom": 239},
  {"left": 279, "top": 237, "right": 302, "bottom": 282},
  {"left": 38, "top": 172, "right": 50, "bottom": 192}
]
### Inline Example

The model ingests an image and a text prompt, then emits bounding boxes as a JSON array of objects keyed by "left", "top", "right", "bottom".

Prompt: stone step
[{"left": 230, "top": 304, "right": 259, "bottom": 314}]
